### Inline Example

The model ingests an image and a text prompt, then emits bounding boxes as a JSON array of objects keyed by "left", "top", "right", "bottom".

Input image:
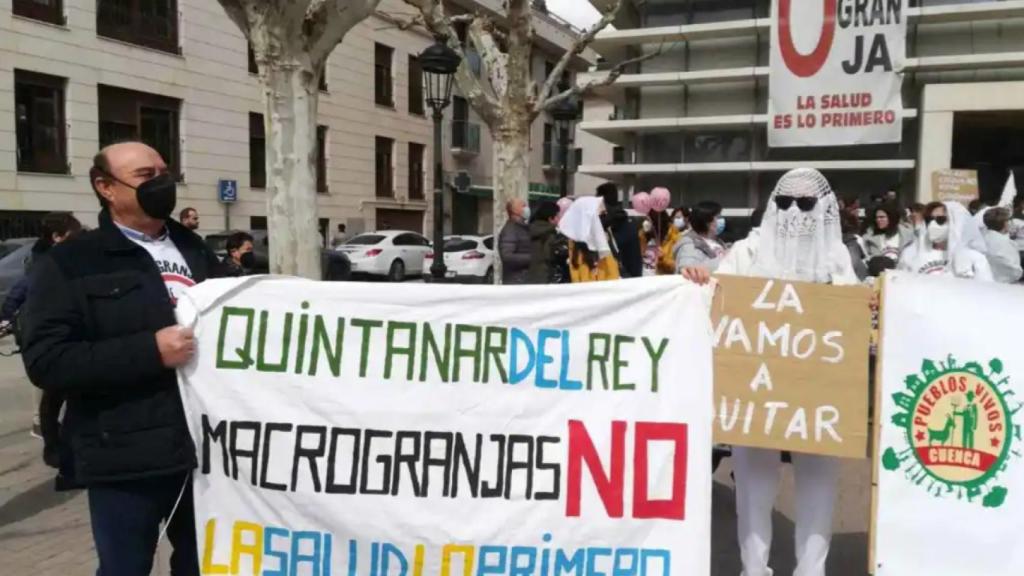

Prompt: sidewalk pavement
[{"left": 0, "top": 344, "right": 871, "bottom": 575}]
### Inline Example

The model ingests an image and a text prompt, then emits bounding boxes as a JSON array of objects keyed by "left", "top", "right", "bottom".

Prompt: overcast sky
[{"left": 545, "top": 0, "right": 603, "bottom": 29}]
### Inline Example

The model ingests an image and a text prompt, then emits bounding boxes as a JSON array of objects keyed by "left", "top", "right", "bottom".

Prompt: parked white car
[
  {"left": 335, "top": 230, "right": 432, "bottom": 282},
  {"left": 425, "top": 235, "right": 495, "bottom": 283}
]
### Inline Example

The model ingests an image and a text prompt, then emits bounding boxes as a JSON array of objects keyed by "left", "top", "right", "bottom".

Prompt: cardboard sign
[
  {"left": 177, "top": 276, "right": 714, "bottom": 575},
  {"left": 711, "top": 275, "right": 871, "bottom": 458},
  {"left": 768, "top": 0, "right": 906, "bottom": 147},
  {"left": 873, "top": 272, "right": 1024, "bottom": 575},
  {"left": 932, "top": 169, "right": 979, "bottom": 204}
]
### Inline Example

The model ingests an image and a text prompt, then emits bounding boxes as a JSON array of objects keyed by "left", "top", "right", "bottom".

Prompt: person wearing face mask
[
  {"left": 640, "top": 210, "right": 680, "bottom": 275},
  {"left": 596, "top": 183, "right": 642, "bottom": 279},
  {"left": 20, "top": 141, "right": 224, "bottom": 576},
  {"left": 0, "top": 212, "right": 81, "bottom": 459},
  {"left": 865, "top": 203, "right": 913, "bottom": 262},
  {"left": 526, "top": 201, "right": 564, "bottom": 284},
  {"left": 559, "top": 197, "right": 621, "bottom": 283},
  {"left": 670, "top": 207, "right": 689, "bottom": 232},
  {"left": 898, "top": 201, "right": 993, "bottom": 281},
  {"left": 499, "top": 198, "right": 533, "bottom": 285},
  {"left": 716, "top": 168, "right": 859, "bottom": 576},
  {"left": 673, "top": 201, "right": 727, "bottom": 272},
  {"left": 981, "top": 207, "right": 1022, "bottom": 283},
  {"left": 223, "top": 231, "right": 255, "bottom": 277}
]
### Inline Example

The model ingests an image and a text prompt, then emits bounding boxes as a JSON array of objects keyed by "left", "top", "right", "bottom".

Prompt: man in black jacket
[
  {"left": 597, "top": 182, "right": 643, "bottom": 278},
  {"left": 21, "top": 142, "right": 223, "bottom": 576}
]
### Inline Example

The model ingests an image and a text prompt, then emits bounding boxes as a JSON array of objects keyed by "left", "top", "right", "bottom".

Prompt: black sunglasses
[
  {"left": 774, "top": 195, "right": 818, "bottom": 212},
  {"left": 925, "top": 215, "right": 949, "bottom": 225}
]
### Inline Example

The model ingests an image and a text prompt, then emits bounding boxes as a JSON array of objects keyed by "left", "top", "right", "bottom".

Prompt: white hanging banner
[
  {"left": 176, "top": 276, "right": 714, "bottom": 576},
  {"left": 874, "top": 272, "right": 1024, "bottom": 575},
  {"left": 769, "top": 0, "right": 906, "bottom": 147}
]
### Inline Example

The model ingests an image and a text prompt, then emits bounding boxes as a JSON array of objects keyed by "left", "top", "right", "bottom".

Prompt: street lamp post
[
  {"left": 419, "top": 39, "right": 461, "bottom": 281},
  {"left": 552, "top": 98, "right": 579, "bottom": 198}
]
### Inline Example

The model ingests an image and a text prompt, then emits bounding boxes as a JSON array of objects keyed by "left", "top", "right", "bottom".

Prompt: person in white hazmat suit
[
  {"left": 898, "top": 201, "right": 993, "bottom": 281},
  {"left": 716, "top": 168, "right": 858, "bottom": 576}
]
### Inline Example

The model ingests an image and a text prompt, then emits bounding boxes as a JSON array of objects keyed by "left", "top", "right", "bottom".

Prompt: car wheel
[
  {"left": 388, "top": 260, "right": 406, "bottom": 282},
  {"left": 484, "top": 267, "right": 494, "bottom": 285}
]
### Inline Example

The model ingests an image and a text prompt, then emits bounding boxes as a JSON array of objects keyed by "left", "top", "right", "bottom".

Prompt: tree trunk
[
  {"left": 491, "top": 124, "right": 531, "bottom": 284},
  {"left": 264, "top": 62, "right": 322, "bottom": 279}
]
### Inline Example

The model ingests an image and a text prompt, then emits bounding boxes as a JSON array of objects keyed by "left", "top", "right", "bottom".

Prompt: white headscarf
[
  {"left": 558, "top": 196, "right": 610, "bottom": 258},
  {"left": 750, "top": 168, "right": 857, "bottom": 284},
  {"left": 901, "top": 201, "right": 988, "bottom": 276}
]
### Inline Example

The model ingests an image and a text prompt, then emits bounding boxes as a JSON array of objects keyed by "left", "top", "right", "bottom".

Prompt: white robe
[
  {"left": 717, "top": 229, "right": 852, "bottom": 576},
  {"left": 984, "top": 229, "right": 1023, "bottom": 283}
]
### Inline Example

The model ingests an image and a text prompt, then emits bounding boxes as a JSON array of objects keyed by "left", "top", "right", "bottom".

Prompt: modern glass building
[{"left": 578, "top": 0, "right": 1024, "bottom": 213}]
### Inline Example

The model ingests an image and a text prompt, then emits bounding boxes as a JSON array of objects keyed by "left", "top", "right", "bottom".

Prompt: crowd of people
[
  {"left": 499, "top": 179, "right": 1024, "bottom": 288},
  {"left": 493, "top": 169, "right": 1024, "bottom": 576},
  {"left": 3, "top": 138, "right": 1023, "bottom": 576}
]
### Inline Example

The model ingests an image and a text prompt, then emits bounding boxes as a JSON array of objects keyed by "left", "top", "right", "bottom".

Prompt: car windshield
[
  {"left": 444, "top": 238, "right": 478, "bottom": 252},
  {"left": 346, "top": 235, "right": 385, "bottom": 246}
]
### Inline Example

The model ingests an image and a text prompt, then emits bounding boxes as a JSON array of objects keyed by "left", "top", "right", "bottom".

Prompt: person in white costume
[
  {"left": 898, "top": 201, "right": 993, "bottom": 281},
  {"left": 716, "top": 168, "right": 858, "bottom": 576}
]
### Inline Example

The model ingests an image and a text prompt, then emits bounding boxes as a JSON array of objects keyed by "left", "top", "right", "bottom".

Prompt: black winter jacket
[{"left": 21, "top": 210, "right": 223, "bottom": 487}]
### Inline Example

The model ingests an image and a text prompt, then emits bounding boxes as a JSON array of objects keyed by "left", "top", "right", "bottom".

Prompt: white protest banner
[
  {"left": 873, "top": 272, "right": 1024, "bottom": 575},
  {"left": 769, "top": 0, "right": 906, "bottom": 147},
  {"left": 176, "top": 276, "right": 713, "bottom": 576}
]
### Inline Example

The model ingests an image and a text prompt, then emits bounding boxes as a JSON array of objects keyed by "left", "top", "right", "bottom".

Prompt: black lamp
[
  {"left": 418, "top": 39, "right": 461, "bottom": 281},
  {"left": 551, "top": 97, "right": 579, "bottom": 198}
]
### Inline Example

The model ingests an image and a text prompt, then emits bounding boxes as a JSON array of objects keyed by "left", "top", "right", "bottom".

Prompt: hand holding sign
[
  {"left": 711, "top": 275, "right": 872, "bottom": 458},
  {"left": 157, "top": 325, "right": 195, "bottom": 367}
]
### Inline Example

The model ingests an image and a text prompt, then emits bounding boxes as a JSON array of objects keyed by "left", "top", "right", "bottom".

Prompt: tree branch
[
  {"left": 376, "top": 11, "right": 425, "bottom": 31},
  {"left": 536, "top": 0, "right": 622, "bottom": 111},
  {"left": 469, "top": 17, "right": 508, "bottom": 102},
  {"left": 401, "top": 0, "right": 500, "bottom": 126},
  {"left": 538, "top": 47, "right": 663, "bottom": 112},
  {"left": 308, "top": 0, "right": 382, "bottom": 64}
]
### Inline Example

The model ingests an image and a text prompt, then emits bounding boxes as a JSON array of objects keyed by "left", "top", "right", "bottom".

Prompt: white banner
[
  {"left": 874, "top": 272, "right": 1024, "bottom": 575},
  {"left": 176, "top": 276, "right": 714, "bottom": 576},
  {"left": 769, "top": 0, "right": 906, "bottom": 147}
]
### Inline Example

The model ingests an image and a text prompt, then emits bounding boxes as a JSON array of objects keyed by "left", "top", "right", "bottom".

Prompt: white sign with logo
[
  {"left": 873, "top": 272, "right": 1024, "bottom": 575},
  {"left": 769, "top": 0, "right": 907, "bottom": 147}
]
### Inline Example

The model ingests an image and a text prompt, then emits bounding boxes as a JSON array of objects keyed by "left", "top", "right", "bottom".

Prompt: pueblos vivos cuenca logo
[{"left": 882, "top": 356, "right": 1021, "bottom": 508}]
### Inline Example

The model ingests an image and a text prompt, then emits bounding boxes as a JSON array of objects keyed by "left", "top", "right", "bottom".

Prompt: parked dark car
[
  {"left": 204, "top": 230, "right": 351, "bottom": 281},
  {"left": 0, "top": 238, "right": 36, "bottom": 304}
]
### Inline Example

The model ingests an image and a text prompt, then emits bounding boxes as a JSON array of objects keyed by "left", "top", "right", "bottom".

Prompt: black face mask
[
  {"left": 239, "top": 251, "right": 255, "bottom": 269},
  {"left": 133, "top": 173, "right": 177, "bottom": 220}
]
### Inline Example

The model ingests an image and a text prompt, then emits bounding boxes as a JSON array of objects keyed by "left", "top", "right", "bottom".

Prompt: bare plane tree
[
  {"left": 216, "top": 0, "right": 381, "bottom": 278},
  {"left": 399, "top": 0, "right": 658, "bottom": 281}
]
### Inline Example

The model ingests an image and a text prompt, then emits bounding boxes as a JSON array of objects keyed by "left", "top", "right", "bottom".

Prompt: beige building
[
  {"left": 577, "top": 0, "right": 1024, "bottom": 215},
  {"left": 0, "top": 0, "right": 583, "bottom": 241}
]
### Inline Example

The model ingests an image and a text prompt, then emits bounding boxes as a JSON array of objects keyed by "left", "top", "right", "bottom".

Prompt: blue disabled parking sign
[{"left": 218, "top": 179, "right": 238, "bottom": 203}]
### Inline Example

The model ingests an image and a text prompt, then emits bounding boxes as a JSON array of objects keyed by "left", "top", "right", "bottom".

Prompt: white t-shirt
[
  {"left": 911, "top": 248, "right": 950, "bottom": 276},
  {"left": 881, "top": 234, "right": 902, "bottom": 261},
  {"left": 117, "top": 224, "right": 196, "bottom": 305}
]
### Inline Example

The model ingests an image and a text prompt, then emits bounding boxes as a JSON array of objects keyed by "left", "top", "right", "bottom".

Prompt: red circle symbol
[{"left": 778, "top": 0, "right": 836, "bottom": 78}]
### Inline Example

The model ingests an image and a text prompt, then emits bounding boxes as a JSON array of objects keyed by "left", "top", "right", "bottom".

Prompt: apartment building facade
[
  {"left": 577, "top": 0, "right": 1024, "bottom": 214},
  {"left": 1, "top": 0, "right": 583, "bottom": 240}
]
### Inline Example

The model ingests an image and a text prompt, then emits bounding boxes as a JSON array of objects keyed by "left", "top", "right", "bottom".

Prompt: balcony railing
[
  {"left": 543, "top": 141, "right": 576, "bottom": 169},
  {"left": 451, "top": 121, "right": 481, "bottom": 154}
]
